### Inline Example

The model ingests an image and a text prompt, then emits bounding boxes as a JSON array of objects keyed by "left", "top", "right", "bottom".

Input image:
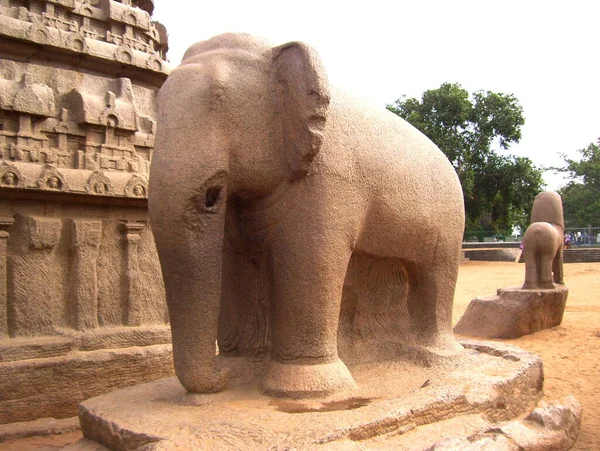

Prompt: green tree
[
  {"left": 557, "top": 139, "right": 600, "bottom": 227},
  {"left": 387, "top": 82, "right": 543, "bottom": 233}
]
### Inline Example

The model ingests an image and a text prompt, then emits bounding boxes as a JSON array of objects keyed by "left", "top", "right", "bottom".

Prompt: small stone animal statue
[
  {"left": 149, "top": 33, "right": 465, "bottom": 398},
  {"left": 522, "top": 192, "right": 565, "bottom": 289}
]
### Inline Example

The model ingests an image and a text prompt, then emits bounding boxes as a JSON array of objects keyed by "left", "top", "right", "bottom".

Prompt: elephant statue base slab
[
  {"left": 454, "top": 285, "right": 569, "bottom": 339},
  {"left": 74, "top": 340, "right": 579, "bottom": 450}
]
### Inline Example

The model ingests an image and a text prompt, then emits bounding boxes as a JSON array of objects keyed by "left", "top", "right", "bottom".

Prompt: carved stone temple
[{"left": 0, "top": 0, "right": 172, "bottom": 424}]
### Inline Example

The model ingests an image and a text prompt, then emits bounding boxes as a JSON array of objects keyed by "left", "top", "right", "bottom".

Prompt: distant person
[
  {"left": 564, "top": 234, "right": 572, "bottom": 249},
  {"left": 576, "top": 231, "right": 582, "bottom": 245}
]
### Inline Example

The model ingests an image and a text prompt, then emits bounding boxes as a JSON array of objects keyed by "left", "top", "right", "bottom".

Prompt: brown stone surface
[
  {"left": 0, "top": 342, "right": 173, "bottom": 424},
  {"left": 523, "top": 192, "right": 565, "bottom": 289},
  {"left": 429, "top": 396, "right": 581, "bottom": 450},
  {"left": 75, "top": 341, "right": 544, "bottom": 450},
  {"left": 454, "top": 285, "right": 569, "bottom": 339},
  {"left": 0, "top": 416, "right": 79, "bottom": 442},
  {"left": 0, "top": 0, "right": 172, "bottom": 424},
  {"left": 149, "top": 33, "right": 465, "bottom": 399}
]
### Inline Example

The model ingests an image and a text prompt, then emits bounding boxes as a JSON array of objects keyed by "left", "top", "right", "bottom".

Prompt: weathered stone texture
[
  {"left": 74, "top": 341, "right": 553, "bottom": 450},
  {"left": 0, "top": 0, "right": 171, "bottom": 424},
  {"left": 149, "top": 32, "right": 465, "bottom": 400},
  {"left": 454, "top": 285, "right": 569, "bottom": 339}
]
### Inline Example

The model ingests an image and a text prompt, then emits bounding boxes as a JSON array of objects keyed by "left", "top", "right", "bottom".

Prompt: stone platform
[
  {"left": 454, "top": 285, "right": 568, "bottom": 339},
  {"left": 64, "top": 340, "right": 583, "bottom": 450}
]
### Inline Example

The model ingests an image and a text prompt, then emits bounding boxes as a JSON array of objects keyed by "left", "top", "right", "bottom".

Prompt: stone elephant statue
[
  {"left": 149, "top": 33, "right": 465, "bottom": 398},
  {"left": 522, "top": 191, "right": 565, "bottom": 289}
]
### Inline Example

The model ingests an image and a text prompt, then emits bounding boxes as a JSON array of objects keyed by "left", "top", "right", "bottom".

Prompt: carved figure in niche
[
  {"left": 47, "top": 176, "right": 62, "bottom": 190},
  {"left": 149, "top": 34, "right": 465, "bottom": 398},
  {"left": 124, "top": 175, "right": 148, "bottom": 198},
  {"left": 522, "top": 192, "right": 565, "bottom": 289},
  {"left": 0, "top": 163, "right": 25, "bottom": 188},
  {"left": 132, "top": 185, "right": 145, "bottom": 197},
  {"left": 37, "top": 165, "right": 68, "bottom": 192},
  {"left": 94, "top": 181, "right": 108, "bottom": 194},
  {"left": 85, "top": 171, "right": 112, "bottom": 195},
  {"left": 1, "top": 172, "right": 18, "bottom": 186}
]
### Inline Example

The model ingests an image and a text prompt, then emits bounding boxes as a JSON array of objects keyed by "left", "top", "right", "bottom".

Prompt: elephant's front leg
[{"left": 263, "top": 212, "right": 357, "bottom": 398}]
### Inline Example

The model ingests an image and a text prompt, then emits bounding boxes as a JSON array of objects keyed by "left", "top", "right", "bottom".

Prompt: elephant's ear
[{"left": 273, "top": 42, "right": 330, "bottom": 177}]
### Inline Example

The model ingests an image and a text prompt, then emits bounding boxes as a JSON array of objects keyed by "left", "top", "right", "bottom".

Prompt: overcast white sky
[{"left": 152, "top": 1, "right": 599, "bottom": 190}]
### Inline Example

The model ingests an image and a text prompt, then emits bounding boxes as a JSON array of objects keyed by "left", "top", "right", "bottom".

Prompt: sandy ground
[
  {"left": 453, "top": 261, "right": 600, "bottom": 451},
  {"left": 1, "top": 261, "right": 598, "bottom": 450}
]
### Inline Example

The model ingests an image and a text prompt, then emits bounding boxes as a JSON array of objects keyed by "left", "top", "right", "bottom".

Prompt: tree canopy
[
  {"left": 556, "top": 139, "right": 600, "bottom": 227},
  {"left": 386, "top": 82, "right": 544, "bottom": 233}
]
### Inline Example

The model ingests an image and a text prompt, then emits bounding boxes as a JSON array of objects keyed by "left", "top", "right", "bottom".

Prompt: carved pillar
[
  {"left": 121, "top": 221, "right": 145, "bottom": 326},
  {"left": 0, "top": 217, "right": 13, "bottom": 338},
  {"left": 69, "top": 220, "right": 102, "bottom": 331}
]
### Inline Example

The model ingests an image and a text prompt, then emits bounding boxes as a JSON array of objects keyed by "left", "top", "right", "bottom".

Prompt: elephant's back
[
  {"left": 322, "top": 89, "right": 465, "bottom": 262},
  {"left": 324, "top": 89, "right": 463, "bottom": 210},
  {"left": 324, "top": 88, "right": 459, "bottom": 188},
  {"left": 523, "top": 222, "right": 562, "bottom": 253}
]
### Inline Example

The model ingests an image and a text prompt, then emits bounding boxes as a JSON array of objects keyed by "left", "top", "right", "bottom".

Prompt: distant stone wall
[
  {"left": 0, "top": 0, "right": 173, "bottom": 424},
  {"left": 463, "top": 248, "right": 521, "bottom": 262}
]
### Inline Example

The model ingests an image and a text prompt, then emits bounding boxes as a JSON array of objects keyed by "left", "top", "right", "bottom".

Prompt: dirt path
[{"left": 2, "top": 261, "right": 599, "bottom": 450}]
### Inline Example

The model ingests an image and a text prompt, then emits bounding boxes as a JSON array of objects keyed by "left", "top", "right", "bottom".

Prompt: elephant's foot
[
  {"left": 263, "top": 358, "right": 358, "bottom": 398},
  {"left": 425, "top": 333, "right": 464, "bottom": 356},
  {"left": 410, "top": 331, "right": 463, "bottom": 357},
  {"left": 177, "top": 366, "right": 228, "bottom": 394}
]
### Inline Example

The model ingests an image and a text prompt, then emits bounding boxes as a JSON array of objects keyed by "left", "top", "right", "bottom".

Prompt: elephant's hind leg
[
  {"left": 553, "top": 247, "right": 564, "bottom": 285},
  {"left": 405, "top": 258, "right": 462, "bottom": 354},
  {"left": 537, "top": 252, "right": 556, "bottom": 289},
  {"left": 523, "top": 249, "right": 539, "bottom": 289}
]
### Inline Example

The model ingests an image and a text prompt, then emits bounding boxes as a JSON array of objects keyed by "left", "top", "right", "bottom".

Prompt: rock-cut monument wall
[{"left": 0, "top": 0, "right": 172, "bottom": 424}]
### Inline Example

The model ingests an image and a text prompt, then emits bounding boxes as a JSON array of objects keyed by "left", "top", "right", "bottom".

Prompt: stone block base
[
  {"left": 454, "top": 285, "right": 568, "bottom": 339},
  {"left": 64, "top": 340, "right": 582, "bottom": 450},
  {"left": 0, "top": 326, "right": 173, "bottom": 424}
]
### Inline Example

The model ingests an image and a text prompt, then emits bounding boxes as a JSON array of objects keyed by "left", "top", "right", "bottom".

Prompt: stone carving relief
[
  {"left": 124, "top": 174, "right": 147, "bottom": 197},
  {"left": 3, "top": 214, "right": 165, "bottom": 338},
  {"left": 0, "top": 163, "right": 25, "bottom": 188},
  {"left": 0, "top": 0, "right": 168, "bottom": 61},
  {"left": 0, "top": 73, "right": 154, "bottom": 196},
  {"left": 69, "top": 219, "right": 102, "bottom": 330},
  {"left": 37, "top": 164, "right": 68, "bottom": 191},
  {"left": 8, "top": 214, "right": 67, "bottom": 337},
  {"left": 85, "top": 170, "right": 113, "bottom": 195},
  {"left": 0, "top": 0, "right": 169, "bottom": 425},
  {"left": 13, "top": 74, "right": 55, "bottom": 117}
]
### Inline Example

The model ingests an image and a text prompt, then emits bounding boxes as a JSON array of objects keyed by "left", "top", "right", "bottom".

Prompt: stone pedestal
[
  {"left": 454, "top": 285, "right": 568, "bottom": 339},
  {"left": 68, "top": 341, "right": 581, "bottom": 450}
]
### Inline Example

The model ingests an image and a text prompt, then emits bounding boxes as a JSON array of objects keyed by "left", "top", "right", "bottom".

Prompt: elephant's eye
[{"left": 205, "top": 187, "right": 221, "bottom": 210}]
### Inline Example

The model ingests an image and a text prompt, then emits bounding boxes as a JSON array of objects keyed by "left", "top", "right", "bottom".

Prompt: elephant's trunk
[{"left": 149, "top": 165, "right": 229, "bottom": 393}]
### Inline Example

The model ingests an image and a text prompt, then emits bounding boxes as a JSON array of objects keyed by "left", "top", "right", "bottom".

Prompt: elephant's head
[
  {"left": 530, "top": 191, "right": 564, "bottom": 230},
  {"left": 156, "top": 33, "right": 331, "bottom": 198},
  {"left": 149, "top": 34, "right": 332, "bottom": 393}
]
